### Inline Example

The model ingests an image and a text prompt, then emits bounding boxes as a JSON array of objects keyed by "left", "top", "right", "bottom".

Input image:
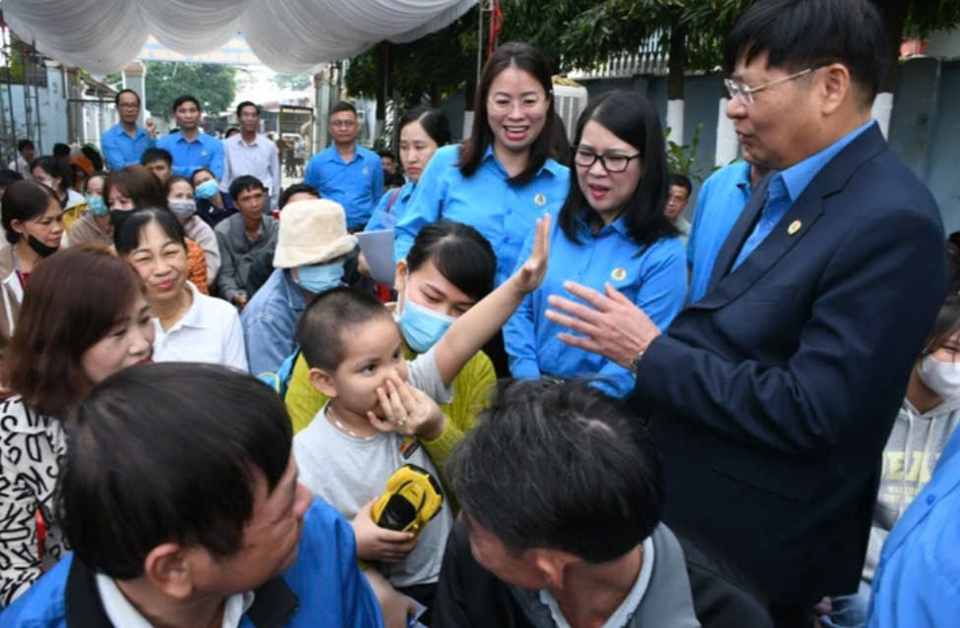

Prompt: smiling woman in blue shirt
[
  {"left": 394, "top": 42, "right": 570, "bottom": 289},
  {"left": 504, "top": 91, "right": 687, "bottom": 397}
]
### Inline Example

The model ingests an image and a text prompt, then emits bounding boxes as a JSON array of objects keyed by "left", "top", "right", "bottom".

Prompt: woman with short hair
[
  {"left": 115, "top": 209, "right": 247, "bottom": 371},
  {"left": 0, "top": 246, "right": 153, "bottom": 608},
  {"left": 106, "top": 165, "right": 210, "bottom": 293}
]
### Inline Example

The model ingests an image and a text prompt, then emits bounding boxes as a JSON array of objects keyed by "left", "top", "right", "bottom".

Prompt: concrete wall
[
  {"left": 2, "top": 68, "right": 69, "bottom": 156},
  {"left": 916, "top": 60, "right": 960, "bottom": 234}
]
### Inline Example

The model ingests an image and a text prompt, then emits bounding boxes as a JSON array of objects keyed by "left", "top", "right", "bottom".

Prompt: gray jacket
[
  {"left": 862, "top": 395, "right": 960, "bottom": 582},
  {"left": 510, "top": 524, "right": 701, "bottom": 628},
  {"left": 214, "top": 214, "right": 278, "bottom": 301}
]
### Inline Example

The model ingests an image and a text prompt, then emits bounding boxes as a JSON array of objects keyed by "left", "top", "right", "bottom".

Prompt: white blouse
[{"left": 152, "top": 282, "right": 248, "bottom": 372}]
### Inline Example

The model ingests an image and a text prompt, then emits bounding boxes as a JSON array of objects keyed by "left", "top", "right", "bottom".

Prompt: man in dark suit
[{"left": 543, "top": 1, "right": 946, "bottom": 625}]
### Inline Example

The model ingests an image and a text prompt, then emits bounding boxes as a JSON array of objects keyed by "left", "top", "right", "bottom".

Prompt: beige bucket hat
[{"left": 273, "top": 199, "right": 358, "bottom": 268}]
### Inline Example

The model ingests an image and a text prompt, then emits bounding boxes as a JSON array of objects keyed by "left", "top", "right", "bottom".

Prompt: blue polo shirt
[
  {"left": 157, "top": 130, "right": 224, "bottom": 179},
  {"left": 686, "top": 161, "right": 754, "bottom": 303},
  {"left": 365, "top": 182, "right": 414, "bottom": 232},
  {"left": 504, "top": 209, "right": 687, "bottom": 397},
  {"left": 303, "top": 144, "right": 384, "bottom": 230},
  {"left": 866, "top": 424, "right": 960, "bottom": 627},
  {"left": 100, "top": 123, "right": 155, "bottom": 170},
  {"left": 395, "top": 144, "right": 570, "bottom": 287}
]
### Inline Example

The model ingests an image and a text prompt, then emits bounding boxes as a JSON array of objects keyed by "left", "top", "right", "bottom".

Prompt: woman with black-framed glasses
[{"left": 503, "top": 90, "right": 687, "bottom": 397}]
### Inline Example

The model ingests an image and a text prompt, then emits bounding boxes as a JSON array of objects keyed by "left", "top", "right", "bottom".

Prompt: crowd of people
[{"left": 0, "top": 0, "right": 957, "bottom": 626}]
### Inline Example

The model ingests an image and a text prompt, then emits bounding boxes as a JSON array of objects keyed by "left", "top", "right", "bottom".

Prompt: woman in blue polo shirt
[
  {"left": 365, "top": 106, "right": 450, "bottom": 232},
  {"left": 394, "top": 42, "right": 569, "bottom": 288},
  {"left": 504, "top": 90, "right": 687, "bottom": 397}
]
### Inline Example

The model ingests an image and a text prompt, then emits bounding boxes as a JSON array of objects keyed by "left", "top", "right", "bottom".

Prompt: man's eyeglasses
[
  {"left": 573, "top": 147, "right": 641, "bottom": 173},
  {"left": 330, "top": 120, "right": 357, "bottom": 128},
  {"left": 724, "top": 67, "right": 815, "bottom": 106},
  {"left": 118, "top": 103, "right": 140, "bottom": 110}
]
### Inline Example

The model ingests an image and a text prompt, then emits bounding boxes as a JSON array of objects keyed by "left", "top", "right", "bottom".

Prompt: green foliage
[
  {"left": 103, "top": 72, "right": 122, "bottom": 88},
  {"left": 664, "top": 123, "right": 713, "bottom": 182},
  {"left": 905, "top": 0, "right": 960, "bottom": 35},
  {"left": 144, "top": 61, "right": 237, "bottom": 119},
  {"left": 345, "top": 12, "right": 477, "bottom": 110},
  {"left": 343, "top": 0, "right": 960, "bottom": 122},
  {"left": 271, "top": 74, "right": 312, "bottom": 91}
]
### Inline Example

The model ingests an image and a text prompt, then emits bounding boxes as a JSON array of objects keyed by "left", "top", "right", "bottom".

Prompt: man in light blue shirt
[
  {"left": 686, "top": 161, "right": 765, "bottom": 303},
  {"left": 157, "top": 94, "right": 224, "bottom": 179},
  {"left": 303, "top": 102, "right": 383, "bottom": 231},
  {"left": 223, "top": 101, "right": 281, "bottom": 211},
  {"left": 866, "top": 421, "right": 960, "bottom": 627},
  {"left": 100, "top": 89, "right": 156, "bottom": 170}
]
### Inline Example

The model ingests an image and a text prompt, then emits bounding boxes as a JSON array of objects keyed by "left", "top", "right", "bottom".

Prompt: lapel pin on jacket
[
  {"left": 534, "top": 193, "right": 547, "bottom": 207},
  {"left": 788, "top": 220, "right": 802, "bottom": 235}
]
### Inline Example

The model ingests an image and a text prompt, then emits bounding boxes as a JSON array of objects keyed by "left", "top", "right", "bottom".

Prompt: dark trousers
[{"left": 770, "top": 601, "right": 816, "bottom": 628}]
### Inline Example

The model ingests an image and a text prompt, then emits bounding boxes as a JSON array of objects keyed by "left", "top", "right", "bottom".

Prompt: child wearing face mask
[{"left": 821, "top": 293, "right": 960, "bottom": 628}]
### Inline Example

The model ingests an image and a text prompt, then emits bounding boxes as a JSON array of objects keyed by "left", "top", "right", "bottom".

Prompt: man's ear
[
  {"left": 529, "top": 548, "right": 578, "bottom": 591},
  {"left": 309, "top": 366, "right": 338, "bottom": 399},
  {"left": 142, "top": 543, "right": 195, "bottom": 600},
  {"left": 818, "top": 63, "right": 851, "bottom": 116}
]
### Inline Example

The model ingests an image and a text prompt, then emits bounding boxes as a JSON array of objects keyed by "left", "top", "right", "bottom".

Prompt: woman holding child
[
  {"left": 285, "top": 220, "right": 499, "bottom": 468},
  {"left": 292, "top": 215, "right": 552, "bottom": 627}
]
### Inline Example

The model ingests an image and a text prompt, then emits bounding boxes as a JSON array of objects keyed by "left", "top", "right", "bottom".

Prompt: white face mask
[{"left": 917, "top": 355, "right": 960, "bottom": 400}]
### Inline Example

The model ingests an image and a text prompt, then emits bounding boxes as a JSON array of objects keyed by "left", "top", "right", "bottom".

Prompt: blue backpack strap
[{"left": 258, "top": 347, "right": 301, "bottom": 399}]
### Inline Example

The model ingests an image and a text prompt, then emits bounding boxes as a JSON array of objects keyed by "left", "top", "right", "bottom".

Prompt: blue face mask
[
  {"left": 194, "top": 180, "right": 219, "bottom": 200},
  {"left": 398, "top": 286, "right": 456, "bottom": 353},
  {"left": 86, "top": 194, "right": 109, "bottom": 217},
  {"left": 295, "top": 261, "right": 344, "bottom": 294}
]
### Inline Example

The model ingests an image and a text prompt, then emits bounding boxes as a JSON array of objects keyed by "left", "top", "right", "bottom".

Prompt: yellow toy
[{"left": 372, "top": 464, "right": 444, "bottom": 537}]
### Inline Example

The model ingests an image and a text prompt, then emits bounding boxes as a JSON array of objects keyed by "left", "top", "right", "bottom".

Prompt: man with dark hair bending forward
[
  {"left": 432, "top": 380, "right": 700, "bottom": 627},
  {"left": 0, "top": 363, "right": 383, "bottom": 627}
]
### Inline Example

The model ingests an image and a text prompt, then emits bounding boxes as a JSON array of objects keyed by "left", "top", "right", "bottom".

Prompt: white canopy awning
[{"left": 2, "top": 0, "right": 477, "bottom": 74}]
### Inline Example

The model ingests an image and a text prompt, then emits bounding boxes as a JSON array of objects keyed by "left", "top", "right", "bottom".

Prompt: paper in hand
[{"left": 357, "top": 229, "right": 396, "bottom": 286}]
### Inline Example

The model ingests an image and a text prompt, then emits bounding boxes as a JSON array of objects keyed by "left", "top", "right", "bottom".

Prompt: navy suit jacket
[{"left": 632, "top": 125, "right": 946, "bottom": 603}]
